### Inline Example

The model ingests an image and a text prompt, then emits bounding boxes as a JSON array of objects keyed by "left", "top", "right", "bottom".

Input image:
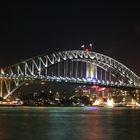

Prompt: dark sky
[{"left": 0, "top": 1, "right": 140, "bottom": 76}]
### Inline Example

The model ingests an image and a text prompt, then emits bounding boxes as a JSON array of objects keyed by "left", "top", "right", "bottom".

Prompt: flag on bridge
[
  {"left": 81, "top": 45, "right": 85, "bottom": 48},
  {"left": 81, "top": 43, "right": 93, "bottom": 51}
]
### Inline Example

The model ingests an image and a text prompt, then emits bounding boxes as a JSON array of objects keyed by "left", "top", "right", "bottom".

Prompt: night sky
[{"left": 0, "top": 1, "right": 140, "bottom": 76}]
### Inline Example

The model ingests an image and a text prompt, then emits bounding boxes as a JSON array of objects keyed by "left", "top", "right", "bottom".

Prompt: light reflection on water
[{"left": 0, "top": 107, "right": 140, "bottom": 140}]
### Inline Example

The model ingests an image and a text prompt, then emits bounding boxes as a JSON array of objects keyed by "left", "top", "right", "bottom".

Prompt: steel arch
[{"left": 0, "top": 50, "right": 140, "bottom": 98}]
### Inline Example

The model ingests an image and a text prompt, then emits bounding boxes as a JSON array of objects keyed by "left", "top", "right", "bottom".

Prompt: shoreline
[{"left": 0, "top": 104, "right": 139, "bottom": 108}]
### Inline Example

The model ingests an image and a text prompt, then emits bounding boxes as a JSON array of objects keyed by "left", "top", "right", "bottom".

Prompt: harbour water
[{"left": 0, "top": 107, "right": 140, "bottom": 140}]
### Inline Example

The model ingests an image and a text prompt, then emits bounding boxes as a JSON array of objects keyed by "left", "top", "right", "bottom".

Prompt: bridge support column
[
  {"left": 94, "top": 65, "right": 97, "bottom": 80},
  {"left": 90, "top": 64, "right": 94, "bottom": 79},
  {"left": 75, "top": 61, "right": 78, "bottom": 78},
  {"left": 109, "top": 68, "right": 112, "bottom": 82},
  {"left": 58, "top": 63, "right": 60, "bottom": 77},
  {"left": 86, "top": 63, "right": 90, "bottom": 79},
  {"left": 80, "top": 62, "right": 83, "bottom": 79},
  {"left": 105, "top": 70, "right": 107, "bottom": 82},
  {"left": 100, "top": 69, "right": 102, "bottom": 82},
  {"left": 0, "top": 79, "right": 3, "bottom": 97}
]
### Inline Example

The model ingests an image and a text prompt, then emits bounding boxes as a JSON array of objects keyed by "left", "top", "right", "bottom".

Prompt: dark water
[{"left": 0, "top": 107, "right": 140, "bottom": 140}]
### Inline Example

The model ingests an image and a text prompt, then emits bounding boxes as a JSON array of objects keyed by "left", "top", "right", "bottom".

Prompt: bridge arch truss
[{"left": 0, "top": 50, "right": 140, "bottom": 99}]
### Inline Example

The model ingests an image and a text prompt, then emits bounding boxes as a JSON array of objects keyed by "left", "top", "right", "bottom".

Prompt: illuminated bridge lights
[{"left": 0, "top": 50, "right": 139, "bottom": 99}]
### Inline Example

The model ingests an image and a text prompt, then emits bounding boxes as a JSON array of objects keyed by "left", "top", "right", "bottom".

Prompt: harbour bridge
[{"left": 0, "top": 50, "right": 139, "bottom": 99}]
